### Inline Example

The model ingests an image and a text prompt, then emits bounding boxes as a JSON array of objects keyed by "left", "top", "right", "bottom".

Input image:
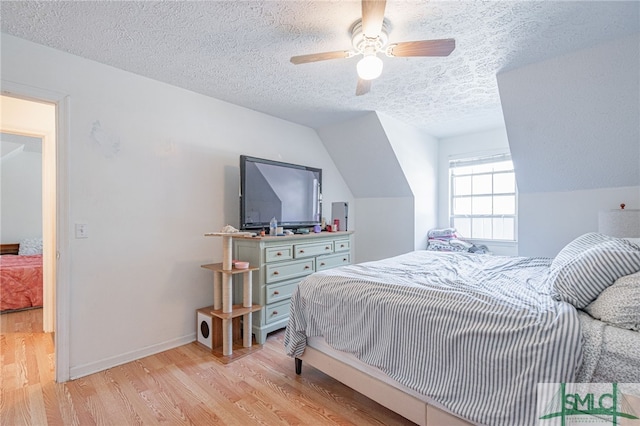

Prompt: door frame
[{"left": 2, "top": 80, "right": 71, "bottom": 382}]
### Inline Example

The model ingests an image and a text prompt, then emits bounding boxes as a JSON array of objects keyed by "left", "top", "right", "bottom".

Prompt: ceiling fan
[{"left": 290, "top": 0, "right": 455, "bottom": 96}]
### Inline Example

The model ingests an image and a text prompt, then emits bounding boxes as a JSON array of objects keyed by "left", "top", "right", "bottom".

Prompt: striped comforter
[{"left": 284, "top": 251, "right": 582, "bottom": 426}]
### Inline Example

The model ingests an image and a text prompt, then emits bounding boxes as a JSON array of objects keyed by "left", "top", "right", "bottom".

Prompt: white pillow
[
  {"left": 18, "top": 237, "right": 43, "bottom": 255},
  {"left": 585, "top": 272, "right": 640, "bottom": 331}
]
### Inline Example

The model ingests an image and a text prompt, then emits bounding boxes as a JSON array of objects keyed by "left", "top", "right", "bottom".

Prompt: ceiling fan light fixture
[
  {"left": 357, "top": 54, "right": 383, "bottom": 80},
  {"left": 289, "top": 2, "right": 455, "bottom": 96}
]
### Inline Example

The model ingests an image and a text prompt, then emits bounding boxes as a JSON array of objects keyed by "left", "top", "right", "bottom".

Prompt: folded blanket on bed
[
  {"left": 284, "top": 250, "right": 582, "bottom": 426},
  {"left": 426, "top": 228, "right": 490, "bottom": 254}
]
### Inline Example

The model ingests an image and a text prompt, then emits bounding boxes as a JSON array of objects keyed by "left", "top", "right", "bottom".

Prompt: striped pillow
[{"left": 549, "top": 233, "right": 640, "bottom": 308}]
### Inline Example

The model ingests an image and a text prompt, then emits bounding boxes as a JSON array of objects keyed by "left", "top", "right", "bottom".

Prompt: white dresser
[{"left": 233, "top": 231, "right": 354, "bottom": 344}]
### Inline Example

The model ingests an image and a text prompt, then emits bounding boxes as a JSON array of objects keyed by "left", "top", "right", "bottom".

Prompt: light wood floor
[{"left": 1, "top": 308, "right": 415, "bottom": 425}]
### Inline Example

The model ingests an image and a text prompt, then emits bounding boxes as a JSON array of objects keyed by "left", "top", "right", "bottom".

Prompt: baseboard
[{"left": 69, "top": 332, "right": 196, "bottom": 380}]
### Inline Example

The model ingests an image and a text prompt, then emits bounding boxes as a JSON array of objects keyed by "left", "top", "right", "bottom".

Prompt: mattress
[
  {"left": 285, "top": 250, "right": 582, "bottom": 426},
  {"left": 303, "top": 336, "right": 468, "bottom": 425},
  {"left": 306, "top": 335, "right": 430, "bottom": 402},
  {"left": 307, "top": 315, "right": 640, "bottom": 425}
]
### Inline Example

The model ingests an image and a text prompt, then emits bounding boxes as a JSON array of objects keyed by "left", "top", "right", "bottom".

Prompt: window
[{"left": 449, "top": 153, "right": 516, "bottom": 241}]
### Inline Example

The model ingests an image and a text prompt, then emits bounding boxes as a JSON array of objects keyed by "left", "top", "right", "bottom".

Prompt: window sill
[{"left": 467, "top": 239, "right": 518, "bottom": 256}]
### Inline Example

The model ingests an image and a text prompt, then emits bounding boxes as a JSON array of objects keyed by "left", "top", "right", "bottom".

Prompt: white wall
[
  {"left": 498, "top": 34, "right": 639, "bottom": 194},
  {"left": 318, "top": 112, "right": 413, "bottom": 262},
  {"left": 1, "top": 148, "right": 42, "bottom": 243},
  {"left": 519, "top": 187, "right": 640, "bottom": 257},
  {"left": 354, "top": 197, "right": 415, "bottom": 261},
  {"left": 437, "top": 127, "right": 516, "bottom": 256},
  {"left": 1, "top": 34, "right": 353, "bottom": 378},
  {"left": 318, "top": 113, "right": 412, "bottom": 198},
  {"left": 378, "top": 113, "right": 438, "bottom": 251},
  {"left": 318, "top": 112, "right": 438, "bottom": 262},
  {"left": 497, "top": 33, "right": 640, "bottom": 257}
]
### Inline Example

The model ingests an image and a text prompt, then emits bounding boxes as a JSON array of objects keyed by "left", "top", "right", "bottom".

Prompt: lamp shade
[
  {"left": 598, "top": 208, "right": 640, "bottom": 238},
  {"left": 356, "top": 54, "right": 383, "bottom": 80}
]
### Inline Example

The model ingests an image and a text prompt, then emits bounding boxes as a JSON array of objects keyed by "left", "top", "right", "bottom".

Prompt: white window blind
[{"left": 449, "top": 153, "right": 517, "bottom": 241}]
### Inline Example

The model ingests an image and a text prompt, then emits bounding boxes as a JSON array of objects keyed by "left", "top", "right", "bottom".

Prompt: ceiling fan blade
[
  {"left": 388, "top": 39, "right": 456, "bottom": 57},
  {"left": 361, "top": 0, "right": 386, "bottom": 37},
  {"left": 290, "top": 50, "right": 351, "bottom": 65},
  {"left": 356, "top": 78, "right": 371, "bottom": 96}
]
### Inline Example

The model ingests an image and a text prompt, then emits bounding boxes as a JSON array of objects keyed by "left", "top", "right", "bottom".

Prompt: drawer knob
[
  {"left": 341, "top": 244, "right": 345, "bottom": 248},
  {"left": 272, "top": 311, "right": 278, "bottom": 315},
  {"left": 304, "top": 266, "right": 310, "bottom": 270},
  {"left": 273, "top": 271, "right": 279, "bottom": 275},
  {"left": 273, "top": 291, "right": 280, "bottom": 295},
  {"left": 343, "top": 258, "right": 347, "bottom": 261},
  {"left": 325, "top": 246, "right": 330, "bottom": 250},
  {"left": 299, "top": 249, "right": 305, "bottom": 253},
  {"left": 276, "top": 252, "right": 282, "bottom": 256},
  {"left": 320, "top": 262, "right": 326, "bottom": 266}
]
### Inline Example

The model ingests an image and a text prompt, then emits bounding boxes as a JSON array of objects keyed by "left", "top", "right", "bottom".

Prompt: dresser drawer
[
  {"left": 265, "top": 258, "right": 315, "bottom": 283},
  {"left": 294, "top": 241, "right": 334, "bottom": 258},
  {"left": 265, "top": 278, "right": 299, "bottom": 304},
  {"left": 334, "top": 239, "right": 351, "bottom": 253},
  {"left": 316, "top": 253, "right": 351, "bottom": 271},
  {"left": 265, "top": 300, "right": 290, "bottom": 324},
  {"left": 265, "top": 245, "right": 293, "bottom": 263}
]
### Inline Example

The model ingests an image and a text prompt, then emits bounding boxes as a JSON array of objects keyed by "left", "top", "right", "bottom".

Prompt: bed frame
[
  {"left": 0, "top": 243, "right": 20, "bottom": 255},
  {"left": 295, "top": 347, "right": 472, "bottom": 426}
]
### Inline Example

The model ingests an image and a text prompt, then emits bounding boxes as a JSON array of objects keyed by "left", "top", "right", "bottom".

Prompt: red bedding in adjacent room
[{"left": 0, "top": 254, "right": 43, "bottom": 311}]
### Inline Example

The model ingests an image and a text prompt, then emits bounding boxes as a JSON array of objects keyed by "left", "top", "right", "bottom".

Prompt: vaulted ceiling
[{"left": 1, "top": 1, "right": 639, "bottom": 137}]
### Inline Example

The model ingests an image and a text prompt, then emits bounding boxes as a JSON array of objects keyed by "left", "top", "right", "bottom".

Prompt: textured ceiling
[{"left": 1, "top": 1, "right": 639, "bottom": 137}]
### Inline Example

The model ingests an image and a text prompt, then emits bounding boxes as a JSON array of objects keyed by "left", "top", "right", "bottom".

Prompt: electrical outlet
[{"left": 75, "top": 223, "right": 88, "bottom": 239}]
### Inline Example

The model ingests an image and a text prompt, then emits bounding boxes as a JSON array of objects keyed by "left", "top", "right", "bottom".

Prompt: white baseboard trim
[{"left": 69, "top": 333, "right": 196, "bottom": 380}]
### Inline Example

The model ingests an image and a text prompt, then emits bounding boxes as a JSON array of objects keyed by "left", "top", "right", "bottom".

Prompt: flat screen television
[{"left": 240, "top": 155, "right": 322, "bottom": 231}]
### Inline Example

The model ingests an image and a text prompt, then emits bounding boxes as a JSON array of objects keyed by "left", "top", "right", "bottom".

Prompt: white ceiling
[{"left": 1, "top": 1, "right": 639, "bottom": 138}]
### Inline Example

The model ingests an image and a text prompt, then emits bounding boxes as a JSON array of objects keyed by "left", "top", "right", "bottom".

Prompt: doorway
[
  {"left": 0, "top": 88, "right": 70, "bottom": 382},
  {"left": 1, "top": 95, "right": 55, "bottom": 333}
]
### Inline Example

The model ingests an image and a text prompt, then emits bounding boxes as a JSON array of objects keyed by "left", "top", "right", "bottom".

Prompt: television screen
[{"left": 240, "top": 155, "right": 322, "bottom": 230}]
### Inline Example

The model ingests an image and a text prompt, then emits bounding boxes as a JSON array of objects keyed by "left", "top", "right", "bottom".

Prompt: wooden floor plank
[
  {"left": 26, "top": 383, "right": 48, "bottom": 425},
  {"left": 1, "top": 308, "right": 415, "bottom": 425},
  {"left": 40, "top": 382, "right": 67, "bottom": 426}
]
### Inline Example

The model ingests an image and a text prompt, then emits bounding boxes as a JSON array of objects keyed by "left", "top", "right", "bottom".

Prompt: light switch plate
[{"left": 75, "top": 223, "right": 88, "bottom": 239}]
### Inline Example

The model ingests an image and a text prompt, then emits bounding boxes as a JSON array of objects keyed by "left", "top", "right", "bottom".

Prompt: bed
[
  {"left": 284, "top": 233, "right": 640, "bottom": 425},
  {"left": 0, "top": 242, "right": 44, "bottom": 312}
]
